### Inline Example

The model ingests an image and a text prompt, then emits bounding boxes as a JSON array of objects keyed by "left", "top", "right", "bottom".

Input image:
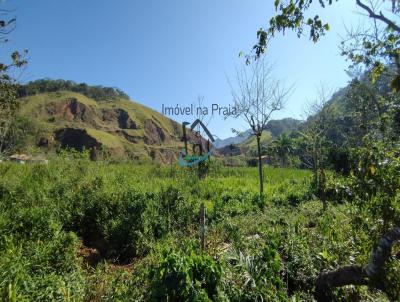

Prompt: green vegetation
[
  {"left": 0, "top": 8, "right": 28, "bottom": 159},
  {"left": 5, "top": 89, "right": 184, "bottom": 162},
  {"left": 0, "top": 1, "right": 398, "bottom": 301},
  {"left": 230, "top": 59, "right": 291, "bottom": 194},
  {"left": 17, "top": 79, "right": 130, "bottom": 101},
  {"left": 252, "top": 1, "right": 400, "bottom": 89},
  {"left": 0, "top": 155, "right": 398, "bottom": 301}
]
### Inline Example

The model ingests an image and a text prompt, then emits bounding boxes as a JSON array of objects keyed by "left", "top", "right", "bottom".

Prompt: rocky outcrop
[
  {"left": 19, "top": 91, "right": 204, "bottom": 163},
  {"left": 101, "top": 109, "right": 137, "bottom": 129},
  {"left": 144, "top": 119, "right": 167, "bottom": 144},
  {"left": 101, "top": 109, "right": 117, "bottom": 122},
  {"left": 54, "top": 128, "right": 101, "bottom": 151},
  {"left": 45, "top": 98, "right": 97, "bottom": 126},
  {"left": 117, "top": 109, "right": 137, "bottom": 129},
  {"left": 116, "top": 130, "right": 140, "bottom": 143}
]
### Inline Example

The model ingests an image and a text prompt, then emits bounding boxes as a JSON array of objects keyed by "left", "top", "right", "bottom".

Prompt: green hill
[
  {"left": 217, "top": 118, "right": 301, "bottom": 161},
  {"left": 15, "top": 82, "right": 187, "bottom": 162},
  {"left": 239, "top": 131, "right": 273, "bottom": 151}
]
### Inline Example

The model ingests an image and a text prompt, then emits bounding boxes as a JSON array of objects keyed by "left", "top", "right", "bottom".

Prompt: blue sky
[{"left": 1, "top": 0, "right": 365, "bottom": 139}]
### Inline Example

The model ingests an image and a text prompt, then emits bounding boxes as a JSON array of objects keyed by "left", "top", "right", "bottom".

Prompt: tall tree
[
  {"left": 230, "top": 58, "right": 291, "bottom": 194},
  {"left": 0, "top": 4, "right": 27, "bottom": 158},
  {"left": 251, "top": 1, "right": 400, "bottom": 87},
  {"left": 254, "top": 1, "right": 400, "bottom": 298},
  {"left": 270, "top": 133, "right": 294, "bottom": 167},
  {"left": 343, "top": 78, "right": 386, "bottom": 145},
  {"left": 253, "top": 0, "right": 399, "bottom": 55},
  {"left": 300, "top": 86, "right": 335, "bottom": 210},
  {"left": 0, "top": 81, "right": 18, "bottom": 156}
]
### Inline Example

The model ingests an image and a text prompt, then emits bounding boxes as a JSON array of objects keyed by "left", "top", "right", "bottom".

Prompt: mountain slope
[
  {"left": 17, "top": 90, "right": 186, "bottom": 162},
  {"left": 216, "top": 118, "right": 302, "bottom": 152},
  {"left": 214, "top": 131, "right": 252, "bottom": 149}
]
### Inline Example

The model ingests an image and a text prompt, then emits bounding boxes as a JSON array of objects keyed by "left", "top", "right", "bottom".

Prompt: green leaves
[
  {"left": 150, "top": 248, "right": 223, "bottom": 301},
  {"left": 252, "top": 0, "right": 333, "bottom": 57}
]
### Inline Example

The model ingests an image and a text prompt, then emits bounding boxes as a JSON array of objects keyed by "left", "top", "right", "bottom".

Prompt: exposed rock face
[
  {"left": 54, "top": 128, "right": 101, "bottom": 151},
  {"left": 101, "top": 109, "right": 117, "bottom": 122},
  {"left": 116, "top": 130, "right": 140, "bottom": 143},
  {"left": 45, "top": 98, "right": 97, "bottom": 126},
  {"left": 144, "top": 119, "right": 167, "bottom": 144},
  {"left": 117, "top": 109, "right": 137, "bottom": 129},
  {"left": 20, "top": 91, "right": 194, "bottom": 163},
  {"left": 101, "top": 109, "right": 137, "bottom": 129},
  {"left": 66, "top": 98, "right": 81, "bottom": 117},
  {"left": 159, "top": 148, "right": 177, "bottom": 163}
]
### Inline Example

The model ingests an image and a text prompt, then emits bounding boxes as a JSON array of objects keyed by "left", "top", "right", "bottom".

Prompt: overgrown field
[{"left": 0, "top": 155, "right": 396, "bottom": 301}]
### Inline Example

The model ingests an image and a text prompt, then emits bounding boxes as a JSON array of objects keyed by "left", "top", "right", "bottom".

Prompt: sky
[{"left": 1, "top": 0, "right": 367, "bottom": 139}]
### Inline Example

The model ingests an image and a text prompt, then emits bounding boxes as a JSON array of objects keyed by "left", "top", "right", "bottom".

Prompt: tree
[
  {"left": 251, "top": 0, "right": 400, "bottom": 87},
  {"left": 343, "top": 78, "right": 386, "bottom": 145},
  {"left": 253, "top": 0, "right": 399, "bottom": 55},
  {"left": 270, "top": 133, "right": 294, "bottom": 167},
  {"left": 230, "top": 58, "right": 291, "bottom": 194},
  {"left": 0, "top": 6, "right": 16, "bottom": 44},
  {"left": 17, "top": 79, "right": 129, "bottom": 101},
  {"left": 0, "top": 5, "right": 27, "bottom": 158},
  {"left": 315, "top": 223, "right": 400, "bottom": 301},
  {"left": 0, "top": 82, "right": 18, "bottom": 157},
  {"left": 254, "top": 1, "right": 400, "bottom": 298},
  {"left": 192, "top": 95, "right": 213, "bottom": 178},
  {"left": 340, "top": 2, "right": 400, "bottom": 89},
  {"left": 300, "top": 86, "right": 335, "bottom": 210},
  {"left": 314, "top": 141, "right": 400, "bottom": 301}
]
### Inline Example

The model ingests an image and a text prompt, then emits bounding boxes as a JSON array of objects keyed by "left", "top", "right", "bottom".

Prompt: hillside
[
  {"left": 16, "top": 87, "right": 187, "bottom": 162},
  {"left": 217, "top": 118, "right": 301, "bottom": 160},
  {"left": 213, "top": 133, "right": 251, "bottom": 149},
  {"left": 216, "top": 118, "right": 301, "bottom": 149}
]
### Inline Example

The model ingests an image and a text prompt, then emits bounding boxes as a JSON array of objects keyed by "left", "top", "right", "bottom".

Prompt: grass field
[{"left": 0, "top": 156, "right": 392, "bottom": 301}]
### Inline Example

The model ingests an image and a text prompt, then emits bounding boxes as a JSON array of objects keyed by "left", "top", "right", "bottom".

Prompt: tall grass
[{"left": 0, "top": 157, "right": 392, "bottom": 301}]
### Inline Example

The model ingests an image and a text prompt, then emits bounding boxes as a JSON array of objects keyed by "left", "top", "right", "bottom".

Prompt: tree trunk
[
  {"left": 314, "top": 225, "right": 400, "bottom": 301},
  {"left": 256, "top": 135, "right": 264, "bottom": 195},
  {"left": 312, "top": 144, "right": 318, "bottom": 188},
  {"left": 315, "top": 265, "right": 367, "bottom": 302},
  {"left": 320, "top": 166, "right": 327, "bottom": 211},
  {"left": 365, "top": 225, "right": 400, "bottom": 279}
]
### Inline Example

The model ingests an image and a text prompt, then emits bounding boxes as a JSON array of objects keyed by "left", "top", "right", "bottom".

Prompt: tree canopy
[
  {"left": 252, "top": 0, "right": 400, "bottom": 88},
  {"left": 17, "top": 79, "right": 130, "bottom": 102}
]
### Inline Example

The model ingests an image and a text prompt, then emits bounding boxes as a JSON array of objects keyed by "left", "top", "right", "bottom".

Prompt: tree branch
[
  {"left": 356, "top": 0, "right": 400, "bottom": 33},
  {"left": 365, "top": 225, "right": 400, "bottom": 278},
  {"left": 314, "top": 224, "right": 400, "bottom": 301}
]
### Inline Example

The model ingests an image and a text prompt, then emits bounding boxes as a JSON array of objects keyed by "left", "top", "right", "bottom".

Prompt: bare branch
[
  {"left": 229, "top": 56, "right": 291, "bottom": 194},
  {"left": 356, "top": 0, "right": 400, "bottom": 33}
]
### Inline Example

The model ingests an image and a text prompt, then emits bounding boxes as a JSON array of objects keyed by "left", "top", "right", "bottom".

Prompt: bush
[
  {"left": 223, "top": 239, "right": 288, "bottom": 301},
  {"left": 0, "top": 232, "right": 85, "bottom": 302},
  {"left": 149, "top": 248, "right": 224, "bottom": 301}
]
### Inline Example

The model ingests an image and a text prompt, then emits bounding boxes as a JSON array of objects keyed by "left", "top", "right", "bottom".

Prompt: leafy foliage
[
  {"left": 149, "top": 247, "right": 223, "bottom": 301},
  {"left": 0, "top": 157, "right": 397, "bottom": 300},
  {"left": 17, "top": 79, "right": 130, "bottom": 102}
]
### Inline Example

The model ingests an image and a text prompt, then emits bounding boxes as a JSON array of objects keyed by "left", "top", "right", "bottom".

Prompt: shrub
[
  {"left": 149, "top": 248, "right": 224, "bottom": 301},
  {"left": 223, "top": 239, "right": 288, "bottom": 301},
  {"left": 0, "top": 232, "right": 85, "bottom": 302}
]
